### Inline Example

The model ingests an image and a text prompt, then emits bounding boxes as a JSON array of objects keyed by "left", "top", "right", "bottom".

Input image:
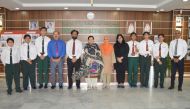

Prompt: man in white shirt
[
  {"left": 35, "top": 27, "right": 51, "bottom": 89},
  {"left": 66, "top": 30, "right": 83, "bottom": 89},
  {"left": 1, "top": 38, "right": 22, "bottom": 95},
  {"left": 127, "top": 32, "right": 140, "bottom": 88},
  {"left": 139, "top": 32, "right": 154, "bottom": 88},
  {"left": 168, "top": 30, "right": 188, "bottom": 91},
  {"left": 153, "top": 34, "right": 168, "bottom": 88},
  {"left": 21, "top": 34, "right": 37, "bottom": 90}
]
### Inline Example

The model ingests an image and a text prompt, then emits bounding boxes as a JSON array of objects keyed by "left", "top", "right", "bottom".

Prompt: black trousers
[
  {"left": 67, "top": 58, "right": 81, "bottom": 88},
  {"left": 115, "top": 63, "right": 126, "bottom": 84},
  {"left": 170, "top": 58, "right": 184, "bottom": 89},
  {"left": 21, "top": 60, "right": 36, "bottom": 89},
  {"left": 5, "top": 63, "right": 21, "bottom": 92}
]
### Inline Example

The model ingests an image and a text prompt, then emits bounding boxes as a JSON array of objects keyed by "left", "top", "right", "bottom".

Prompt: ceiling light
[
  {"left": 160, "top": 9, "right": 164, "bottom": 11},
  {"left": 183, "top": 0, "right": 188, "bottom": 2},
  {"left": 15, "top": 8, "right": 20, "bottom": 10},
  {"left": 64, "top": 7, "right": 68, "bottom": 10},
  {"left": 116, "top": 8, "right": 120, "bottom": 10}
]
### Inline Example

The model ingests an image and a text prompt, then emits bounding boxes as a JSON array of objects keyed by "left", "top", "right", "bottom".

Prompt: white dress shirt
[
  {"left": 20, "top": 42, "right": 37, "bottom": 61},
  {"left": 66, "top": 39, "right": 83, "bottom": 59},
  {"left": 1, "top": 46, "right": 20, "bottom": 65},
  {"left": 127, "top": 40, "right": 140, "bottom": 57},
  {"left": 169, "top": 38, "right": 188, "bottom": 60},
  {"left": 139, "top": 39, "right": 154, "bottom": 57},
  {"left": 153, "top": 42, "right": 168, "bottom": 58},
  {"left": 35, "top": 36, "right": 51, "bottom": 57}
]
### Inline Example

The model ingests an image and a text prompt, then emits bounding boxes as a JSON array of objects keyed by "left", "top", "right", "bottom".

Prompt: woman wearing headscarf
[
  {"left": 114, "top": 34, "right": 129, "bottom": 88},
  {"left": 100, "top": 36, "right": 116, "bottom": 88},
  {"left": 72, "top": 36, "right": 103, "bottom": 89}
]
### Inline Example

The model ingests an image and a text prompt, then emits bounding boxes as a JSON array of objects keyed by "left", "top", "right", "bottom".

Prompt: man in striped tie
[
  {"left": 48, "top": 31, "right": 66, "bottom": 89},
  {"left": 168, "top": 30, "right": 188, "bottom": 91},
  {"left": 153, "top": 34, "right": 168, "bottom": 89}
]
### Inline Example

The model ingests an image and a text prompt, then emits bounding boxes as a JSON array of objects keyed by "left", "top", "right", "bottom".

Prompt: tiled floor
[{"left": 0, "top": 78, "right": 190, "bottom": 109}]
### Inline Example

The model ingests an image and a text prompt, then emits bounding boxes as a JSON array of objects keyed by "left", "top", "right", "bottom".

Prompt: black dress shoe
[
  {"left": 44, "top": 84, "right": 48, "bottom": 89},
  {"left": 133, "top": 85, "right": 137, "bottom": 88},
  {"left": 32, "top": 87, "right": 36, "bottom": 89},
  {"left": 121, "top": 85, "right": 125, "bottom": 88},
  {"left": 154, "top": 85, "right": 158, "bottom": 88},
  {"left": 178, "top": 88, "right": 182, "bottom": 92},
  {"left": 39, "top": 84, "right": 43, "bottom": 89},
  {"left": 160, "top": 86, "right": 164, "bottom": 88},
  {"left": 16, "top": 89, "right": 23, "bottom": 93},
  {"left": 168, "top": 86, "right": 174, "bottom": 90},
  {"left": 77, "top": 86, "right": 80, "bottom": 89},
  {"left": 68, "top": 86, "right": 72, "bottom": 89},
  {"left": 51, "top": 85, "right": 56, "bottom": 89},
  {"left": 24, "top": 87, "right": 28, "bottom": 90},
  {"left": 7, "top": 91, "right": 12, "bottom": 95},
  {"left": 59, "top": 85, "right": 63, "bottom": 89}
]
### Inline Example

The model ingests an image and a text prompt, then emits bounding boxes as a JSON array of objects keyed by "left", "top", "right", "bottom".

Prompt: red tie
[
  {"left": 132, "top": 41, "right": 135, "bottom": 54},
  {"left": 72, "top": 40, "right": 75, "bottom": 56},
  {"left": 159, "top": 44, "right": 161, "bottom": 57},
  {"left": 146, "top": 41, "right": 149, "bottom": 51},
  {"left": 55, "top": 42, "right": 59, "bottom": 57}
]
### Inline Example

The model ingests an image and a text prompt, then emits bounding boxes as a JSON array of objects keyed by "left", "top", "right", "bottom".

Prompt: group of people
[{"left": 0, "top": 27, "right": 188, "bottom": 95}]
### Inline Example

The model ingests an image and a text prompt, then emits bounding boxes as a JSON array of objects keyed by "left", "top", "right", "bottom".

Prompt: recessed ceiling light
[
  {"left": 64, "top": 7, "right": 68, "bottom": 10},
  {"left": 160, "top": 9, "right": 164, "bottom": 11},
  {"left": 15, "top": 8, "right": 20, "bottom": 10},
  {"left": 116, "top": 8, "right": 120, "bottom": 10},
  {"left": 183, "top": 0, "right": 188, "bottom": 2}
]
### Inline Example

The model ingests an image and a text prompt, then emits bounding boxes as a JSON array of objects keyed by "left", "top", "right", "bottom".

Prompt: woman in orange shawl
[{"left": 100, "top": 36, "right": 116, "bottom": 88}]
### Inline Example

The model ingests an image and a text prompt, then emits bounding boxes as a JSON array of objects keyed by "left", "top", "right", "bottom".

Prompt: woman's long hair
[{"left": 116, "top": 34, "right": 126, "bottom": 44}]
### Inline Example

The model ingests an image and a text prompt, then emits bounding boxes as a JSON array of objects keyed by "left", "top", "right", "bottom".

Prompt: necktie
[
  {"left": 146, "top": 41, "right": 149, "bottom": 51},
  {"left": 132, "top": 41, "right": 135, "bottom": 54},
  {"left": 10, "top": 48, "right": 12, "bottom": 64},
  {"left": 42, "top": 37, "right": 44, "bottom": 54},
  {"left": 72, "top": 40, "right": 75, "bottom": 56},
  {"left": 159, "top": 43, "right": 161, "bottom": 57},
  {"left": 55, "top": 41, "right": 59, "bottom": 57},
  {"left": 27, "top": 43, "right": 30, "bottom": 59},
  {"left": 174, "top": 39, "right": 178, "bottom": 56}
]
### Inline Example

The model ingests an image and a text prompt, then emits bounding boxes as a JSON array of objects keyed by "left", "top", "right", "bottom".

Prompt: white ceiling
[{"left": 0, "top": 0, "right": 190, "bottom": 11}]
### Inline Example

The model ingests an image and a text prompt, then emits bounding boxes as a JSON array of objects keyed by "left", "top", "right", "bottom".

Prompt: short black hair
[
  {"left": 6, "top": 38, "right": 14, "bottom": 43},
  {"left": 88, "top": 36, "right": 94, "bottom": 40},
  {"left": 24, "top": 34, "right": 31, "bottom": 39},
  {"left": 40, "top": 27, "right": 47, "bottom": 31},
  {"left": 130, "top": 32, "right": 137, "bottom": 37},
  {"left": 158, "top": 34, "right": 165, "bottom": 38},
  {"left": 71, "top": 30, "right": 79, "bottom": 35},
  {"left": 143, "top": 32, "right": 150, "bottom": 36}
]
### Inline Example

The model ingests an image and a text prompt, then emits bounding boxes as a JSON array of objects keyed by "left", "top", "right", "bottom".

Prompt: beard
[{"left": 72, "top": 37, "right": 77, "bottom": 40}]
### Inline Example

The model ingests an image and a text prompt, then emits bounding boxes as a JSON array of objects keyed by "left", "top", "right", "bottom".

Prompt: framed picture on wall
[
  {"left": 29, "top": 20, "right": 39, "bottom": 30},
  {"left": 126, "top": 21, "right": 136, "bottom": 34},
  {"left": 45, "top": 21, "right": 55, "bottom": 33},
  {"left": 143, "top": 21, "right": 152, "bottom": 34},
  {"left": 176, "top": 16, "right": 183, "bottom": 27}
]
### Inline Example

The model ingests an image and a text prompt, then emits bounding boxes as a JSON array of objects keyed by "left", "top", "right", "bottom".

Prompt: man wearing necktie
[
  {"left": 139, "top": 32, "right": 154, "bottom": 88},
  {"left": 48, "top": 31, "right": 66, "bottom": 89},
  {"left": 127, "top": 32, "right": 140, "bottom": 88},
  {"left": 1, "top": 38, "right": 22, "bottom": 95},
  {"left": 168, "top": 30, "right": 188, "bottom": 91},
  {"left": 35, "top": 27, "right": 51, "bottom": 89},
  {"left": 20, "top": 34, "right": 37, "bottom": 90},
  {"left": 66, "top": 30, "right": 83, "bottom": 89},
  {"left": 153, "top": 34, "right": 168, "bottom": 88}
]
